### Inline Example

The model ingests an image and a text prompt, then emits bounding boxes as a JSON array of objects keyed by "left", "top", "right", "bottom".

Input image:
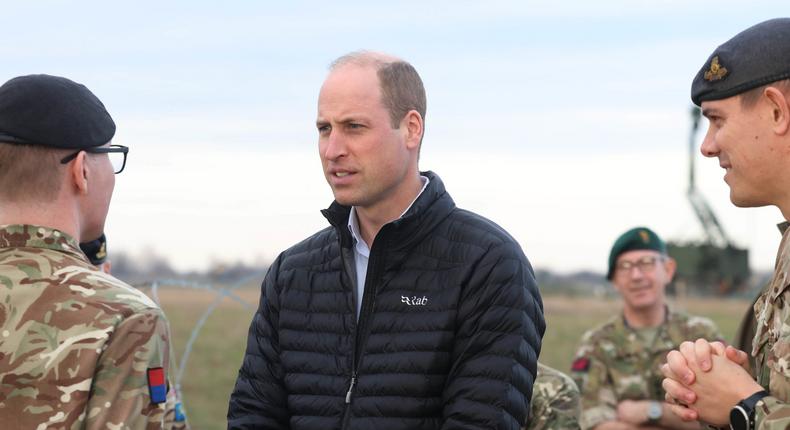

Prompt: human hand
[
  {"left": 661, "top": 339, "right": 729, "bottom": 422},
  {"left": 616, "top": 400, "right": 648, "bottom": 425},
  {"left": 665, "top": 353, "right": 763, "bottom": 426}
]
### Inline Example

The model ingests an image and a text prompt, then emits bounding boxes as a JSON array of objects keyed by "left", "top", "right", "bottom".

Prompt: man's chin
[
  {"left": 331, "top": 193, "right": 361, "bottom": 208},
  {"left": 626, "top": 298, "right": 659, "bottom": 311},
  {"left": 729, "top": 191, "right": 769, "bottom": 208}
]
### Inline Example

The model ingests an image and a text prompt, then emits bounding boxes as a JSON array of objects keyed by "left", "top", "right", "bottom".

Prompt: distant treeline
[{"left": 110, "top": 250, "right": 269, "bottom": 286}]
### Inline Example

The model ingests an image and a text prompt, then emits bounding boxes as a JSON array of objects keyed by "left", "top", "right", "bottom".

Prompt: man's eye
[
  {"left": 317, "top": 125, "right": 330, "bottom": 134},
  {"left": 347, "top": 123, "right": 363, "bottom": 129}
]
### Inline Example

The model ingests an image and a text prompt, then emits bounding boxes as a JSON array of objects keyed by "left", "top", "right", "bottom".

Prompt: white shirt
[{"left": 347, "top": 175, "right": 429, "bottom": 318}]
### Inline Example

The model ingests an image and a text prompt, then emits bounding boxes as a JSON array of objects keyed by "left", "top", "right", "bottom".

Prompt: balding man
[{"left": 227, "top": 51, "right": 545, "bottom": 430}]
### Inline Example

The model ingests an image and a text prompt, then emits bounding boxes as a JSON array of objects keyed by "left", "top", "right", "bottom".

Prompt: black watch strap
[{"left": 730, "top": 390, "right": 769, "bottom": 430}]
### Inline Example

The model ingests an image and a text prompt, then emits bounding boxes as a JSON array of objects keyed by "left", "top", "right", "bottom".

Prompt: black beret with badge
[
  {"left": 691, "top": 18, "right": 790, "bottom": 106},
  {"left": 0, "top": 74, "right": 115, "bottom": 149}
]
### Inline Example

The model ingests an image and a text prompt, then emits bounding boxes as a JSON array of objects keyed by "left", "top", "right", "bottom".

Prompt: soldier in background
[
  {"left": 571, "top": 227, "right": 722, "bottom": 430},
  {"left": 0, "top": 74, "right": 175, "bottom": 428},
  {"left": 527, "top": 362, "right": 582, "bottom": 430}
]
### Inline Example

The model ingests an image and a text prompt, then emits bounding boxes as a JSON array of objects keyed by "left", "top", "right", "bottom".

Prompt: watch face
[
  {"left": 647, "top": 402, "right": 662, "bottom": 420},
  {"left": 730, "top": 405, "right": 749, "bottom": 430}
]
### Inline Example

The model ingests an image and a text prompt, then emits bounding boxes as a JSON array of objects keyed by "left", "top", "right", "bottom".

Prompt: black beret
[
  {"left": 691, "top": 18, "right": 790, "bottom": 106},
  {"left": 0, "top": 74, "right": 115, "bottom": 149},
  {"left": 80, "top": 233, "right": 108, "bottom": 266},
  {"left": 607, "top": 227, "right": 666, "bottom": 280}
]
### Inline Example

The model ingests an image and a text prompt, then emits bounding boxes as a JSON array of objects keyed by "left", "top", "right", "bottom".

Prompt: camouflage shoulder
[
  {"left": 536, "top": 363, "right": 580, "bottom": 396},
  {"left": 574, "top": 314, "right": 621, "bottom": 356},
  {"left": 62, "top": 265, "right": 164, "bottom": 316},
  {"left": 531, "top": 363, "right": 582, "bottom": 430},
  {"left": 670, "top": 309, "right": 723, "bottom": 341}
]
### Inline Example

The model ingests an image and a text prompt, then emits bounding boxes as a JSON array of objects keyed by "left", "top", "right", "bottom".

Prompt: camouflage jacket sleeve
[
  {"left": 752, "top": 297, "right": 790, "bottom": 429},
  {"left": 86, "top": 308, "right": 172, "bottom": 429},
  {"left": 527, "top": 365, "right": 581, "bottom": 430},
  {"left": 571, "top": 336, "right": 617, "bottom": 430}
]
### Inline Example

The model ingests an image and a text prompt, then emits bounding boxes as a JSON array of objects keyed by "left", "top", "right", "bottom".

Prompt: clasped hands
[{"left": 661, "top": 339, "right": 764, "bottom": 426}]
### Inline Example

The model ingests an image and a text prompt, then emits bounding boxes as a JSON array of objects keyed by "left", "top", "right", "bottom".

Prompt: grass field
[{"left": 150, "top": 286, "right": 753, "bottom": 429}]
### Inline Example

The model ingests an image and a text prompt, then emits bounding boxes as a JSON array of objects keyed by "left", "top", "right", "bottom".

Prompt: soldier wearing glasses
[
  {"left": 0, "top": 75, "right": 181, "bottom": 429},
  {"left": 570, "top": 227, "right": 722, "bottom": 430}
]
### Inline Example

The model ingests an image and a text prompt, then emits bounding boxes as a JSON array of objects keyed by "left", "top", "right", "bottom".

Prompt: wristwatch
[
  {"left": 730, "top": 390, "right": 769, "bottom": 430},
  {"left": 646, "top": 400, "right": 663, "bottom": 424}
]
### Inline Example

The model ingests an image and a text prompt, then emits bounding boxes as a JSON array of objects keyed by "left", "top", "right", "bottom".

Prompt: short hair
[
  {"left": 331, "top": 51, "right": 427, "bottom": 128},
  {"left": 740, "top": 78, "right": 790, "bottom": 108},
  {"left": 0, "top": 143, "right": 63, "bottom": 202}
]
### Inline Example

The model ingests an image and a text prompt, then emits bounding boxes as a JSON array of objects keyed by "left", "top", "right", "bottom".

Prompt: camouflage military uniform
[
  {"left": 0, "top": 224, "right": 177, "bottom": 429},
  {"left": 527, "top": 363, "right": 581, "bottom": 430},
  {"left": 751, "top": 224, "right": 790, "bottom": 429},
  {"left": 571, "top": 308, "right": 722, "bottom": 430}
]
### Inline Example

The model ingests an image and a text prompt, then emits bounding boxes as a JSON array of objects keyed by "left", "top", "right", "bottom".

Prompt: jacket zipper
[{"left": 341, "top": 233, "right": 386, "bottom": 429}]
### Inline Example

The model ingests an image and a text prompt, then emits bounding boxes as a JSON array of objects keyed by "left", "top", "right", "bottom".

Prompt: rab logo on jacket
[{"left": 401, "top": 295, "right": 428, "bottom": 306}]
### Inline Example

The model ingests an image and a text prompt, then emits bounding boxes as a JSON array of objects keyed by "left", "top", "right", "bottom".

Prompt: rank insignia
[
  {"left": 704, "top": 56, "right": 728, "bottom": 81},
  {"left": 571, "top": 357, "right": 590, "bottom": 372},
  {"left": 147, "top": 367, "right": 168, "bottom": 404}
]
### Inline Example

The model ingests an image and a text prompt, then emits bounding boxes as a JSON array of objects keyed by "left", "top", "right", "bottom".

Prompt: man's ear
[
  {"left": 69, "top": 151, "right": 89, "bottom": 195},
  {"left": 402, "top": 110, "right": 423, "bottom": 151},
  {"left": 764, "top": 86, "right": 790, "bottom": 136},
  {"left": 664, "top": 256, "right": 677, "bottom": 280}
]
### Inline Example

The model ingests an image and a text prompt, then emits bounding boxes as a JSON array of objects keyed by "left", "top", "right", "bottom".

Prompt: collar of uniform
[
  {"left": 620, "top": 305, "right": 670, "bottom": 331},
  {"left": 778, "top": 221, "right": 789, "bottom": 235},
  {"left": 0, "top": 224, "right": 87, "bottom": 262},
  {"left": 612, "top": 306, "right": 672, "bottom": 355}
]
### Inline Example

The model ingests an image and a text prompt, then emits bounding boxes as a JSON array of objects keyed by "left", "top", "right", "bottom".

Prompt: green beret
[
  {"left": 691, "top": 18, "right": 790, "bottom": 106},
  {"left": 607, "top": 227, "right": 666, "bottom": 280},
  {"left": 0, "top": 74, "right": 115, "bottom": 149}
]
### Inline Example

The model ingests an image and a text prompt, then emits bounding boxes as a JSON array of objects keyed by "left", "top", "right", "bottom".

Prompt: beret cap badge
[{"left": 704, "top": 56, "right": 728, "bottom": 82}]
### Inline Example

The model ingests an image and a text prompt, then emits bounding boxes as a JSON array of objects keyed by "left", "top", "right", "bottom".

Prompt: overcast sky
[{"left": 2, "top": 1, "right": 787, "bottom": 273}]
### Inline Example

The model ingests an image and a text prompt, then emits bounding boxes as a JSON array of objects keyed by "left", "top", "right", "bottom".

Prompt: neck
[
  {"left": 0, "top": 199, "right": 80, "bottom": 240},
  {"left": 623, "top": 303, "right": 666, "bottom": 329},
  {"left": 356, "top": 173, "right": 423, "bottom": 247},
  {"left": 780, "top": 201, "right": 790, "bottom": 223}
]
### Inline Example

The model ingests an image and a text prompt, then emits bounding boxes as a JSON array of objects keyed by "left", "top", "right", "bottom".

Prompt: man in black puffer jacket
[{"left": 227, "top": 51, "right": 545, "bottom": 430}]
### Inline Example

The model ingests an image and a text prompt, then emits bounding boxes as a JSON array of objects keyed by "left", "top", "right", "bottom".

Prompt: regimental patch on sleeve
[
  {"left": 571, "top": 357, "right": 590, "bottom": 372},
  {"left": 147, "top": 367, "right": 168, "bottom": 404}
]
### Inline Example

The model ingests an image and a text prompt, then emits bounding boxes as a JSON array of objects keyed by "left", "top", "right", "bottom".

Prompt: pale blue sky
[{"left": 2, "top": 2, "right": 787, "bottom": 272}]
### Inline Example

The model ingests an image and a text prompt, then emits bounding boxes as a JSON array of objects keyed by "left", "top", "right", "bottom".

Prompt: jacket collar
[
  {"left": 0, "top": 224, "right": 88, "bottom": 263},
  {"left": 321, "top": 170, "right": 456, "bottom": 251}
]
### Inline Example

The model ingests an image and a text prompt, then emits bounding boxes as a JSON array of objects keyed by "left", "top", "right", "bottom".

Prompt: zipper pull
[{"left": 345, "top": 373, "right": 357, "bottom": 404}]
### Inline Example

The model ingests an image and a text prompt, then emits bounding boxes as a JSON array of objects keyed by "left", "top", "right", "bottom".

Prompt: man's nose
[
  {"left": 321, "top": 130, "right": 347, "bottom": 160},
  {"left": 700, "top": 127, "right": 718, "bottom": 158}
]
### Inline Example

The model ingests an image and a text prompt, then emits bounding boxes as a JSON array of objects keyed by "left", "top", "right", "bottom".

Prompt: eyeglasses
[
  {"left": 614, "top": 256, "right": 663, "bottom": 275},
  {"left": 60, "top": 144, "right": 129, "bottom": 174}
]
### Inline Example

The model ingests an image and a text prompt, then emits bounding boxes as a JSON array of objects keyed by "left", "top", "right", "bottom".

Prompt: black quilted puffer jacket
[{"left": 228, "top": 171, "right": 545, "bottom": 430}]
